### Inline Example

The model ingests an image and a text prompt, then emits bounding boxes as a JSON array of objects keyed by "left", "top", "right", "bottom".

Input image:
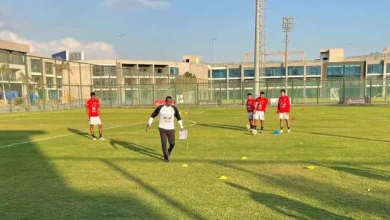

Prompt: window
[
  {"left": 306, "top": 66, "right": 321, "bottom": 76},
  {"left": 157, "top": 69, "right": 163, "bottom": 74},
  {"left": 244, "top": 68, "right": 254, "bottom": 77},
  {"left": 170, "top": 67, "right": 179, "bottom": 76},
  {"left": 46, "top": 77, "right": 54, "bottom": 86},
  {"left": 10, "top": 52, "right": 24, "bottom": 65},
  {"left": 2, "top": 71, "right": 17, "bottom": 81},
  {"left": 56, "top": 78, "right": 63, "bottom": 88},
  {"left": 45, "top": 62, "right": 53, "bottom": 75},
  {"left": 344, "top": 65, "right": 361, "bottom": 77},
  {"left": 367, "top": 64, "right": 383, "bottom": 74},
  {"left": 265, "top": 67, "right": 284, "bottom": 77},
  {"left": 327, "top": 64, "right": 361, "bottom": 78},
  {"left": 229, "top": 68, "right": 241, "bottom": 78},
  {"left": 288, "top": 66, "right": 304, "bottom": 76},
  {"left": 31, "top": 59, "right": 42, "bottom": 72},
  {"left": 387, "top": 64, "right": 390, "bottom": 73},
  {"left": 0, "top": 49, "right": 9, "bottom": 63},
  {"left": 212, "top": 69, "right": 227, "bottom": 78},
  {"left": 103, "top": 66, "right": 116, "bottom": 77},
  {"left": 92, "top": 66, "right": 102, "bottom": 77}
]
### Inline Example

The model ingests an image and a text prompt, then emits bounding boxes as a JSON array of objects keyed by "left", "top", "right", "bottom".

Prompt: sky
[{"left": 0, "top": 0, "right": 389, "bottom": 62}]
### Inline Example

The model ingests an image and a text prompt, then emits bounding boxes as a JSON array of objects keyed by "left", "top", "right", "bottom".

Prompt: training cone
[
  {"left": 189, "top": 112, "right": 192, "bottom": 116},
  {"left": 116, "top": 137, "right": 120, "bottom": 141},
  {"left": 181, "top": 164, "right": 189, "bottom": 168},
  {"left": 241, "top": 156, "right": 248, "bottom": 160},
  {"left": 218, "top": 175, "right": 228, "bottom": 180},
  {"left": 291, "top": 116, "right": 296, "bottom": 121},
  {"left": 273, "top": 130, "right": 280, "bottom": 135},
  {"left": 305, "top": 166, "right": 316, "bottom": 170}
]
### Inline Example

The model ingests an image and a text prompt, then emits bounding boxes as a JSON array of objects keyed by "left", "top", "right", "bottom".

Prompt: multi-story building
[{"left": 1, "top": 39, "right": 390, "bottom": 107}]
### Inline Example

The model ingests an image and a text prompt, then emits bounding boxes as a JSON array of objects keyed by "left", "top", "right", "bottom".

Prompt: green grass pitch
[{"left": 0, "top": 106, "right": 389, "bottom": 219}]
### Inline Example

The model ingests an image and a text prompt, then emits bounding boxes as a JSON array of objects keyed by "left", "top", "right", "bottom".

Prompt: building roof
[{"left": 0, "top": 40, "right": 30, "bottom": 53}]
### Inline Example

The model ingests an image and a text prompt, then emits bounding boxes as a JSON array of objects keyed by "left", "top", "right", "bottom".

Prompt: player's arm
[
  {"left": 277, "top": 98, "right": 281, "bottom": 114},
  {"left": 146, "top": 105, "right": 163, "bottom": 131},
  {"left": 173, "top": 106, "right": 184, "bottom": 130}
]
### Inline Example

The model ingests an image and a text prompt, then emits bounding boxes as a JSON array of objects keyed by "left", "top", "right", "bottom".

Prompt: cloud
[
  {"left": 0, "top": 4, "right": 32, "bottom": 30},
  {"left": 0, "top": 30, "right": 118, "bottom": 60},
  {"left": 103, "top": 0, "right": 171, "bottom": 9}
]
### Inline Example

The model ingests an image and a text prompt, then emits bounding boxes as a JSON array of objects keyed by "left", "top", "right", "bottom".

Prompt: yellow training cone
[
  {"left": 305, "top": 166, "right": 316, "bottom": 170},
  {"left": 219, "top": 175, "right": 228, "bottom": 180},
  {"left": 181, "top": 164, "right": 189, "bottom": 168},
  {"left": 241, "top": 156, "right": 248, "bottom": 160}
]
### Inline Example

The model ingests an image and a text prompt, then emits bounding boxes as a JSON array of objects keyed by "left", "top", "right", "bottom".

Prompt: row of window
[
  {"left": 0, "top": 50, "right": 25, "bottom": 65},
  {"left": 211, "top": 66, "right": 322, "bottom": 78},
  {"left": 210, "top": 64, "right": 390, "bottom": 79}
]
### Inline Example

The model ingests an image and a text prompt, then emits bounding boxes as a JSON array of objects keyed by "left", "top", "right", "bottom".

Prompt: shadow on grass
[
  {"left": 109, "top": 139, "right": 163, "bottom": 161},
  {"left": 103, "top": 159, "right": 206, "bottom": 220},
  {"left": 328, "top": 165, "right": 390, "bottom": 182},
  {"left": 217, "top": 162, "right": 390, "bottom": 219},
  {"left": 226, "top": 182, "right": 352, "bottom": 220},
  {"left": 294, "top": 130, "right": 390, "bottom": 143},
  {"left": 67, "top": 128, "right": 91, "bottom": 140},
  {"left": 0, "top": 130, "right": 189, "bottom": 220},
  {"left": 197, "top": 123, "right": 246, "bottom": 131}
]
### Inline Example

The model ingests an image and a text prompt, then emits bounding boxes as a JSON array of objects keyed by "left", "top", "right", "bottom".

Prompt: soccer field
[{"left": 1, "top": 107, "right": 389, "bottom": 220}]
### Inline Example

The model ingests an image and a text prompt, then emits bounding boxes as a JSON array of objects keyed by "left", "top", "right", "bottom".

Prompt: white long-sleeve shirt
[{"left": 148, "top": 105, "right": 184, "bottom": 130}]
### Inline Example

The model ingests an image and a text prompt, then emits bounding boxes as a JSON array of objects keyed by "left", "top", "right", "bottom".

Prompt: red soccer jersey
[
  {"left": 246, "top": 98, "right": 255, "bottom": 113},
  {"left": 255, "top": 97, "right": 269, "bottom": 112},
  {"left": 278, "top": 96, "right": 291, "bottom": 113},
  {"left": 86, "top": 99, "right": 100, "bottom": 117}
]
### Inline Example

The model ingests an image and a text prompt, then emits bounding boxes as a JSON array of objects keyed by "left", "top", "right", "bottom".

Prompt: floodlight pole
[
  {"left": 254, "top": 0, "right": 265, "bottom": 97},
  {"left": 282, "top": 17, "right": 294, "bottom": 90}
]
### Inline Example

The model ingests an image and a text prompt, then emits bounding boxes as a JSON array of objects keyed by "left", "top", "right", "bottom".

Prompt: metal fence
[{"left": 0, "top": 78, "right": 389, "bottom": 113}]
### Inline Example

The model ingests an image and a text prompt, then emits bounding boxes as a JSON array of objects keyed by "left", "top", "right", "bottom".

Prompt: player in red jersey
[
  {"left": 277, "top": 89, "right": 291, "bottom": 133},
  {"left": 253, "top": 92, "right": 269, "bottom": 133},
  {"left": 246, "top": 93, "right": 256, "bottom": 130},
  {"left": 86, "top": 92, "right": 104, "bottom": 140}
]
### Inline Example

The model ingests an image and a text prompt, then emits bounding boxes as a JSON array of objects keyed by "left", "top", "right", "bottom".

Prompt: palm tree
[
  {"left": 56, "top": 61, "right": 73, "bottom": 107},
  {"left": 0, "top": 64, "right": 11, "bottom": 105},
  {"left": 19, "top": 72, "right": 32, "bottom": 110}
]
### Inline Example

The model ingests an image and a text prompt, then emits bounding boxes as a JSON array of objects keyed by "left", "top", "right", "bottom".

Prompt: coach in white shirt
[{"left": 146, "top": 96, "right": 184, "bottom": 162}]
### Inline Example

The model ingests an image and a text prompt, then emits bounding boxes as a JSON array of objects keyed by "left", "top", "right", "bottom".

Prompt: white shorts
[
  {"left": 89, "top": 116, "right": 102, "bottom": 125},
  {"left": 247, "top": 112, "right": 253, "bottom": 119},
  {"left": 279, "top": 113, "right": 289, "bottom": 120},
  {"left": 254, "top": 111, "right": 265, "bottom": 120}
]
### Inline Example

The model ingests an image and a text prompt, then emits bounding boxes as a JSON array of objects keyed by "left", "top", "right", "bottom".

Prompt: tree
[
  {"left": 56, "top": 61, "right": 73, "bottom": 105},
  {"left": 0, "top": 64, "right": 11, "bottom": 104},
  {"left": 18, "top": 72, "right": 32, "bottom": 109},
  {"left": 171, "top": 71, "right": 197, "bottom": 84}
]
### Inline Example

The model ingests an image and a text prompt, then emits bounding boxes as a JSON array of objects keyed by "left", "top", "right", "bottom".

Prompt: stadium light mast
[
  {"left": 282, "top": 17, "right": 294, "bottom": 90},
  {"left": 254, "top": 0, "right": 265, "bottom": 97}
]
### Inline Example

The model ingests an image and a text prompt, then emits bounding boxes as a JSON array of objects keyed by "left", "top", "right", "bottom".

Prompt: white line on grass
[{"left": 0, "top": 122, "right": 143, "bottom": 149}]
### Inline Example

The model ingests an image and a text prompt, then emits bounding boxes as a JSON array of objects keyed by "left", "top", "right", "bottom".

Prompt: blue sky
[{"left": 0, "top": 0, "right": 389, "bottom": 62}]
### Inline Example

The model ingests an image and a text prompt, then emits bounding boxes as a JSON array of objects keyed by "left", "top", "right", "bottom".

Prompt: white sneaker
[
  {"left": 287, "top": 129, "right": 291, "bottom": 133},
  {"left": 99, "top": 137, "right": 105, "bottom": 141},
  {"left": 92, "top": 137, "right": 97, "bottom": 141},
  {"left": 280, "top": 130, "right": 284, "bottom": 133}
]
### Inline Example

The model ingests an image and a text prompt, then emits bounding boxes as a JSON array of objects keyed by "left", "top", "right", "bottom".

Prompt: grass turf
[{"left": 0, "top": 106, "right": 389, "bottom": 220}]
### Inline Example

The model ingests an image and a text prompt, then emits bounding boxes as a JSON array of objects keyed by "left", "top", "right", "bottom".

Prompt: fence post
[
  {"left": 24, "top": 55, "right": 30, "bottom": 112},
  {"left": 79, "top": 63, "right": 83, "bottom": 106},
  {"left": 316, "top": 79, "right": 320, "bottom": 104},
  {"left": 240, "top": 81, "right": 244, "bottom": 105},
  {"left": 291, "top": 80, "right": 294, "bottom": 104},
  {"left": 370, "top": 78, "right": 372, "bottom": 102},
  {"left": 196, "top": 83, "right": 199, "bottom": 105}
]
